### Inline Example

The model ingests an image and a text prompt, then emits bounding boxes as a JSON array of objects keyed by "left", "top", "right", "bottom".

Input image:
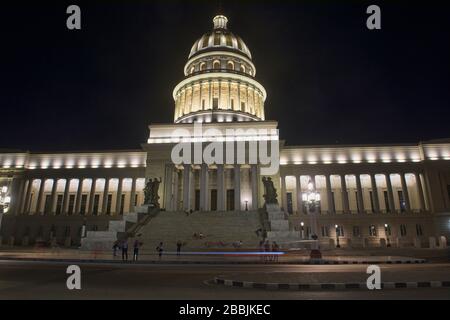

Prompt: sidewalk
[{"left": 0, "top": 247, "right": 430, "bottom": 265}]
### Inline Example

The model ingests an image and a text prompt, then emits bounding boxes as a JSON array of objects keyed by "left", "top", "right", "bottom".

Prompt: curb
[
  {"left": 0, "top": 256, "right": 426, "bottom": 265},
  {"left": 214, "top": 277, "right": 450, "bottom": 290}
]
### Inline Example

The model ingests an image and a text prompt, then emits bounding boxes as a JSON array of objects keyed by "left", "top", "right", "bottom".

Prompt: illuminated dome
[
  {"left": 189, "top": 15, "right": 252, "bottom": 60},
  {"left": 173, "top": 15, "right": 266, "bottom": 124}
]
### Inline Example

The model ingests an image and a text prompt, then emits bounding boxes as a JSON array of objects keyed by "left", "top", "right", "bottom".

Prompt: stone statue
[
  {"left": 151, "top": 177, "right": 162, "bottom": 208},
  {"left": 143, "top": 177, "right": 162, "bottom": 208},
  {"left": 143, "top": 179, "right": 153, "bottom": 205},
  {"left": 262, "top": 177, "right": 278, "bottom": 204}
]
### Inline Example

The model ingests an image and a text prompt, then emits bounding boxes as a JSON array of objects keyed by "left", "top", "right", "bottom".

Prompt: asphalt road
[{"left": 0, "top": 260, "right": 449, "bottom": 300}]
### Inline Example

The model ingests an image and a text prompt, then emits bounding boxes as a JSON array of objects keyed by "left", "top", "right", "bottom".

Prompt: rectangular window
[
  {"left": 416, "top": 224, "right": 423, "bottom": 236},
  {"left": 212, "top": 97, "right": 219, "bottom": 109},
  {"left": 80, "top": 194, "right": 88, "bottom": 215},
  {"left": 383, "top": 191, "right": 390, "bottom": 213},
  {"left": 202, "top": 99, "right": 205, "bottom": 110},
  {"left": 241, "top": 102, "right": 245, "bottom": 112},
  {"left": 400, "top": 224, "right": 407, "bottom": 237},
  {"left": 306, "top": 226, "right": 311, "bottom": 238},
  {"left": 398, "top": 190, "right": 406, "bottom": 212},
  {"left": 369, "top": 225, "right": 377, "bottom": 237},
  {"left": 230, "top": 99, "right": 234, "bottom": 109},
  {"left": 369, "top": 191, "right": 375, "bottom": 213},
  {"left": 106, "top": 194, "right": 112, "bottom": 215},
  {"left": 321, "top": 226, "right": 329, "bottom": 237},
  {"left": 93, "top": 194, "right": 100, "bottom": 215},
  {"left": 56, "top": 195, "right": 63, "bottom": 215},
  {"left": 44, "top": 194, "right": 52, "bottom": 213},
  {"left": 353, "top": 226, "right": 361, "bottom": 237},
  {"left": 385, "top": 225, "right": 392, "bottom": 236},
  {"left": 68, "top": 194, "right": 75, "bottom": 215}
]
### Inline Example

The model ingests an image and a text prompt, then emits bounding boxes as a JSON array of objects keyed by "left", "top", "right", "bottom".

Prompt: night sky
[{"left": 1, "top": 0, "right": 450, "bottom": 152}]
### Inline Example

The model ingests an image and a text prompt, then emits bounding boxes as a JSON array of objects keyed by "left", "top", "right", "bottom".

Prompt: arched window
[
  {"left": 200, "top": 62, "right": 206, "bottom": 71},
  {"left": 240, "top": 64, "right": 246, "bottom": 73},
  {"left": 227, "top": 61, "right": 235, "bottom": 70},
  {"left": 190, "top": 66, "right": 195, "bottom": 74},
  {"left": 213, "top": 60, "right": 221, "bottom": 70}
]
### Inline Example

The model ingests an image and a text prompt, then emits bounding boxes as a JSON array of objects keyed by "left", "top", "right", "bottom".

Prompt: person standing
[
  {"left": 156, "top": 242, "right": 163, "bottom": 260},
  {"left": 122, "top": 239, "right": 129, "bottom": 262},
  {"left": 176, "top": 240, "right": 182, "bottom": 256},
  {"left": 133, "top": 239, "right": 143, "bottom": 261},
  {"left": 272, "top": 241, "right": 280, "bottom": 262},
  {"left": 112, "top": 241, "right": 119, "bottom": 258}
]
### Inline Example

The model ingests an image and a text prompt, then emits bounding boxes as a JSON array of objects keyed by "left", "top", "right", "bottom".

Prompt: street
[{"left": 0, "top": 260, "right": 449, "bottom": 299}]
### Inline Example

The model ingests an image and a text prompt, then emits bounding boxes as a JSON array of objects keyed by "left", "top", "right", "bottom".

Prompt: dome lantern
[{"left": 213, "top": 15, "right": 228, "bottom": 29}]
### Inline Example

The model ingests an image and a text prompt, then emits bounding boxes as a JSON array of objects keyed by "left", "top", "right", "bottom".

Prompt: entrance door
[
  {"left": 226, "top": 189, "right": 234, "bottom": 211},
  {"left": 195, "top": 189, "right": 200, "bottom": 211},
  {"left": 287, "top": 192, "right": 293, "bottom": 215},
  {"left": 210, "top": 189, "right": 217, "bottom": 211}
]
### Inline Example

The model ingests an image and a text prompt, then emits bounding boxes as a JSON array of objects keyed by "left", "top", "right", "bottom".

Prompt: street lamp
[
  {"left": 384, "top": 223, "right": 391, "bottom": 247},
  {"left": 335, "top": 224, "right": 341, "bottom": 248},
  {"left": 301, "top": 179, "right": 321, "bottom": 259},
  {"left": 300, "top": 221, "right": 304, "bottom": 239}
]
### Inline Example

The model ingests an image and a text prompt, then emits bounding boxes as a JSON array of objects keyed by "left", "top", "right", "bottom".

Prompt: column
[
  {"left": 326, "top": 175, "right": 334, "bottom": 214},
  {"left": 172, "top": 171, "right": 179, "bottom": 211},
  {"left": 62, "top": 178, "right": 71, "bottom": 215},
  {"left": 281, "top": 175, "right": 287, "bottom": 212},
  {"left": 200, "top": 164, "right": 209, "bottom": 211},
  {"left": 400, "top": 173, "right": 411, "bottom": 212},
  {"left": 129, "top": 178, "right": 136, "bottom": 213},
  {"left": 164, "top": 165, "right": 174, "bottom": 211},
  {"left": 355, "top": 174, "right": 364, "bottom": 214},
  {"left": 234, "top": 165, "right": 241, "bottom": 211},
  {"left": 182, "top": 165, "right": 191, "bottom": 211},
  {"left": 49, "top": 178, "right": 58, "bottom": 214},
  {"left": 251, "top": 165, "right": 258, "bottom": 210},
  {"left": 88, "top": 178, "right": 97, "bottom": 215},
  {"left": 340, "top": 174, "right": 350, "bottom": 213},
  {"left": 35, "top": 179, "right": 46, "bottom": 215},
  {"left": 217, "top": 164, "right": 225, "bottom": 211},
  {"left": 7, "top": 176, "right": 23, "bottom": 216},
  {"left": 22, "top": 179, "right": 33, "bottom": 214},
  {"left": 415, "top": 172, "right": 426, "bottom": 212},
  {"left": 74, "top": 179, "right": 84, "bottom": 214},
  {"left": 296, "top": 175, "right": 303, "bottom": 215},
  {"left": 370, "top": 174, "right": 380, "bottom": 213},
  {"left": 115, "top": 178, "right": 123, "bottom": 215},
  {"left": 101, "top": 178, "right": 110, "bottom": 215},
  {"left": 385, "top": 174, "right": 395, "bottom": 213}
]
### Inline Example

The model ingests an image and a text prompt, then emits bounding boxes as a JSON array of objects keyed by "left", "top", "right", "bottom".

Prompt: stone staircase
[
  {"left": 80, "top": 205, "right": 156, "bottom": 251},
  {"left": 134, "top": 210, "right": 264, "bottom": 251},
  {"left": 265, "top": 203, "right": 301, "bottom": 248}
]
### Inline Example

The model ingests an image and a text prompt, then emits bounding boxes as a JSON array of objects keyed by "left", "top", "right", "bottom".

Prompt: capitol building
[{"left": 0, "top": 15, "right": 449, "bottom": 250}]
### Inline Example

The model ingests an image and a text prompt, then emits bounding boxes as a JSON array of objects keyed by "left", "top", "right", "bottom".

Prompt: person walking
[
  {"left": 272, "top": 241, "right": 280, "bottom": 262},
  {"left": 112, "top": 241, "right": 119, "bottom": 258},
  {"left": 121, "top": 239, "right": 129, "bottom": 262},
  {"left": 264, "top": 240, "right": 271, "bottom": 263},
  {"left": 133, "top": 238, "right": 143, "bottom": 261},
  {"left": 176, "top": 240, "right": 182, "bottom": 256},
  {"left": 156, "top": 242, "right": 163, "bottom": 260}
]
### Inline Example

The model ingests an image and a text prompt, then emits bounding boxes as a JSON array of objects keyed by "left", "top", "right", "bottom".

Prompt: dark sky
[{"left": 1, "top": 0, "right": 450, "bottom": 151}]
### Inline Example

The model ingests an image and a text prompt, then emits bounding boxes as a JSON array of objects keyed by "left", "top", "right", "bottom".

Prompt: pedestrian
[
  {"left": 264, "top": 240, "right": 271, "bottom": 263},
  {"left": 112, "top": 241, "right": 119, "bottom": 257},
  {"left": 122, "top": 239, "right": 129, "bottom": 262},
  {"left": 259, "top": 240, "right": 264, "bottom": 262},
  {"left": 176, "top": 240, "right": 182, "bottom": 256},
  {"left": 156, "top": 242, "right": 163, "bottom": 260},
  {"left": 133, "top": 238, "right": 143, "bottom": 261},
  {"left": 272, "top": 241, "right": 280, "bottom": 262}
]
